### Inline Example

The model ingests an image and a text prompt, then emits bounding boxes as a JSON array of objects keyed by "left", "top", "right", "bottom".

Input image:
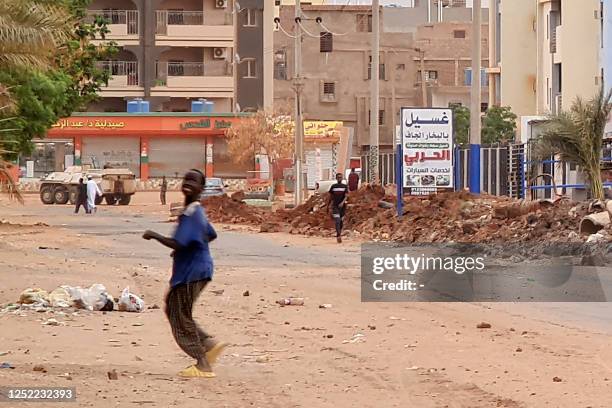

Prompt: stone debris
[
  {"left": 477, "top": 322, "right": 492, "bottom": 329},
  {"left": 107, "top": 369, "right": 119, "bottom": 380}
]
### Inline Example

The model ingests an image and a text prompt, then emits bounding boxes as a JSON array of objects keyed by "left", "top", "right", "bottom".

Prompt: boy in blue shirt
[{"left": 143, "top": 169, "right": 226, "bottom": 378}]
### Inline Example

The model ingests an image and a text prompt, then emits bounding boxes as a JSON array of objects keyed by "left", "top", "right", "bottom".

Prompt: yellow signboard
[
  {"left": 52, "top": 119, "right": 126, "bottom": 130},
  {"left": 303, "top": 121, "right": 343, "bottom": 138}
]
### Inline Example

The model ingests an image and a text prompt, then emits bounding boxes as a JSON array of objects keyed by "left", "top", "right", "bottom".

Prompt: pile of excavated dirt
[{"left": 201, "top": 194, "right": 265, "bottom": 225}]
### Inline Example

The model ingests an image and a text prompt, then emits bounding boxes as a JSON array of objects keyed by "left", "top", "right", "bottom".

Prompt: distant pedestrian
[
  {"left": 348, "top": 168, "right": 359, "bottom": 192},
  {"left": 328, "top": 172, "right": 348, "bottom": 243},
  {"left": 143, "top": 169, "right": 226, "bottom": 378},
  {"left": 74, "top": 178, "right": 88, "bottom": 214},
  {"left": 86, "top": 176, "right": 102, "bottom": 214},
  {"left": 160, "top": 175, "right": 168, "bottom": 205}
]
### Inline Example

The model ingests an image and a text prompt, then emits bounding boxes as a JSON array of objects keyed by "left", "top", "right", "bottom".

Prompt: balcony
[
  {"left": 553, "top": 25, "right": 562, "bottom": 64},
  {"left": 87, "top": 10, "right": 139, "bottom": 44},
  {"left": 155, "top": 10, "right": 233, "bottom": 47},
  {"left": 97, "top": 61, "right": 144, "bottom": 97},
  {"left": 152, "top": 62, "right": 233, "bottom": 98}
]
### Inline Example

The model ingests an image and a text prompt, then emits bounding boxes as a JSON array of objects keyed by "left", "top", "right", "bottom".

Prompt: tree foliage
[
  {"left": 535, "top": 87, "right": 612, "bottom": 200},
  {"left": 225, "top": 110, "right": 295, "bottom": 166},
  {"left": 451, "top": 105, "right": 517, "bottom": 146}
]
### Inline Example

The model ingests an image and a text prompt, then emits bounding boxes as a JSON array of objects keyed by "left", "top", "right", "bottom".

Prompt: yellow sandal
[
  {"left": 178, "top": 365, "right": 216, "bottom": 378},
  {"left": 206, "top": 342, "right": 228, "bottom": 365}
]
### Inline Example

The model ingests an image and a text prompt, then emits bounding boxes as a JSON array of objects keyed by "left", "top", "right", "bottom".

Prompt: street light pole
[
  {"left": 369, "top": 0, "right": 380, "bottom": 184},
  {"left": 469, "top": 0, "right": 482, "bottom": 194},
  {"left": 293, "top": 0, "right": 304, "bottom": 205}
]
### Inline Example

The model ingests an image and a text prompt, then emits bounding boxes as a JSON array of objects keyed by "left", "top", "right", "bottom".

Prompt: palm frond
[{"left": 0, "top": 159, "right": 23, "bottom": 204}]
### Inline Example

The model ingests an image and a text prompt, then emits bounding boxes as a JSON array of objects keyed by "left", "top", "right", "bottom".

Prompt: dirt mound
[{"left": 202, "top": 194, "right": 264, "bottom": 225}]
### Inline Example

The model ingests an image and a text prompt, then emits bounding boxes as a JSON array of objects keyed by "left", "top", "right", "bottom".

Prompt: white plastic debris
[{"left": 117, "top": 287, "right": 145, "bottom": 313}]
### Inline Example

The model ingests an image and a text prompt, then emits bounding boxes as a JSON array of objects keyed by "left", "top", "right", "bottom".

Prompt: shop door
[
  {"left": 148, "top": 138, "right": 206, "bottom": 178},
  {"left": 82, "top": 137, "right": 140, "bottom": 177}
]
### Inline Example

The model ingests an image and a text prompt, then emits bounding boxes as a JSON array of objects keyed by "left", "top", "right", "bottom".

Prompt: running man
[
  {"left": 142, "top": 169, "right": 225, "bottom": 378},
  {"left": 328, "top": 172, "right": 349, "bottom": 243}
]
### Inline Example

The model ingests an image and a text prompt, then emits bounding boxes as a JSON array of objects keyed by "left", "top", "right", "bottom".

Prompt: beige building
[
  {"left": 491, "top": 0, "right": 602, "bottom": 138},
  {"left": 274, "top": 4, "right": 488, "bottom": 155},
  {"left": 87, "top": 0, "right": 273, "bottom": 113}
]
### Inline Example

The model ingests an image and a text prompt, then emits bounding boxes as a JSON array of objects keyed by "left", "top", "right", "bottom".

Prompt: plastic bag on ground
[
  {"left": 117, "top": 287, "right": 145, "bottom": 313},
  {"left": 65, "top": 284, "right": 113, "bottom": 311},
  {"left": 49, "top": 287, "right": 72, "bottom": 308},
  {"left": 19, "top": 288, "right": 49, "bottom": 306}
]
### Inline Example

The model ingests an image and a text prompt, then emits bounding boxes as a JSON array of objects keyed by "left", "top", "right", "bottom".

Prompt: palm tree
[
  {"left": 535, "top": 87, "right": 612, "bottom": 200},
  {"left": 0, "top": 0, "right": 71, "bottom": 202}
]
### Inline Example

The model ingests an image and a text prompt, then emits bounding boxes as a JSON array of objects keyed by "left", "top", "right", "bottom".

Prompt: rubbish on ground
[
  {"left": 107, "top": 369, "right": 119, "bottom": 380},
  {"left": 477, "top": 322, "right": 492, "bottom": 329},
  {"left": 117, "top": 287, "right": 145, "bottom": 313},
  {"left": 19, "top": 288, "right": 49, "bottom": 306},
  {"left": 552, "top": 376, "right": 563, "bottom": 382},
  {"left": 211, "top": 289, "right": 224, "bottom": 296},
  {"left": 49, "top": 287, "right": 72, "bottom": 308},
  {"left": 319, "top": 304, "right": 332, "bottom": 309},
  {"left": 243, "top": 290, "right": 250, "bottom": 297},
  {"left": 43, "top": 318, "right": 62, "bottom": 326},
  {"left": 276, "top": 297, "right": 304, "bottom": 306},
  {"left": 586, "top": 232, "right": 608, "bottom": 244},
  {"left": 33, "top": 365, "right": 47, "bottom": 373},
  {"left": 66, "top": 284, "right": 114, "bottom": 311},
  {"left": 342, "top": 333, "right": 366, "bottom": 344},
  {"left": 0, "top": 362, "right": 15, "bottom": 369}
]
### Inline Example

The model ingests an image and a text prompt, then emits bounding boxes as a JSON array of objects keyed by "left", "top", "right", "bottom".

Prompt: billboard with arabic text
[{"left": 400, "top": 108, "right": 453, "bottom": 190}]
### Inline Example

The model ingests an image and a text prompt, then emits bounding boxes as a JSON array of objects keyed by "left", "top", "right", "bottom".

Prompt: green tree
[
  {"left": 481, "top": 106, "right": 517, "bottom": 144},
  {"left": 535, "top": 87, "right": 612, "bottom": 200},
  {"left": 451, "top": 105, "right": 470, "bottom": 146}
]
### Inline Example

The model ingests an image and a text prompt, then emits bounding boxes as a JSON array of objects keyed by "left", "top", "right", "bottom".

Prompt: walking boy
[
  {"left": 74, "top": 178, "right": 88, "bottom": 214},
  {"left": 142, "top": 169, "right": 225, "bottom": 378},
  {"left": 328, "top": 172, "right": 349, "bottom": 243},
  {"left": 160, "top": 175, "right": 168, "bottom": 205}
]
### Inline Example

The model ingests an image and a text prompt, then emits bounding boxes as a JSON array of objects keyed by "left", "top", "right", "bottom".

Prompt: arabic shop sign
[
  {"left": 52, "top": 119, "right": 126, "bottom": 130},
  {"left": 400, "top": 108, "right": 453, "bottom": 192},
  {"left": 303, "top": 121, "right": 343, "bottom": 138},
  {"left": 180, "top": 119, "right": 233, "bottom": 130}
]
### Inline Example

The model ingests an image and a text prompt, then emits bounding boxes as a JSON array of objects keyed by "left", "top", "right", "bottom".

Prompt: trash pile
[{"left": 2, "top": 285, "right": 144, "bottom": 314}]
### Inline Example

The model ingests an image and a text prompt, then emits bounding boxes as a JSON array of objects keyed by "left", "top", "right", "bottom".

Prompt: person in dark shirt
[
  {"left": 160, "top": 175, "right": 168, "bottom": 205},
  {"left": 74, "top": 178, "right": 88, "bottom": 214},
  {"left": 348, "top": 168, "right": 359, "bottom": 192},
  {"left": 328, "top": 172, "right": 349, "bottom": 243},
  {"left": 143, "top": 169, "right": 226, "bottom": 378}
]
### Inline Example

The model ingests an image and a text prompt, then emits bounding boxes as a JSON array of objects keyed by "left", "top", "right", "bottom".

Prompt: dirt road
[{"left": 1, "top": 194, "right": 611, "bottom": 407}]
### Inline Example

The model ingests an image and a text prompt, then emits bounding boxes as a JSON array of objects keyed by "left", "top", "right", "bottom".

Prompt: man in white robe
[{"left": 86, "top": 176, "right": 102, "bottom": 213}]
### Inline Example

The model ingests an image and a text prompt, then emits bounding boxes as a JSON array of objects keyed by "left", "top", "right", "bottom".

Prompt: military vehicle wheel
[
  {"left": 105, "top": 195, "right": 117, "bottom": 205},
  {"left": 53, "top": 187, "right": 69, "bottom": 205},
  {"left": 68, "top": 187, "right": 78, "bottom": 205},
  {"left": 95, "top": 195, "right": 103, "bottom": 205},
  {"left": 118, "top": 195, "right": 131, "bottom": 205},
  {"left": 40, "top": 186, "right": 54, "bottom": 205}
]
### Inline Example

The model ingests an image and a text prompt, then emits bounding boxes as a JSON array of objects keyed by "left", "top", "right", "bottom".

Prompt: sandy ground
[{"left": 1, "top": 193, "right": 612, "bottom": 407}]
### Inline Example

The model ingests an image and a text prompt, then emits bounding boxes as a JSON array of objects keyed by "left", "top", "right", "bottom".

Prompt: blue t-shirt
[{"left": 171, "top": 202, "right": 217, "bottom": 288}]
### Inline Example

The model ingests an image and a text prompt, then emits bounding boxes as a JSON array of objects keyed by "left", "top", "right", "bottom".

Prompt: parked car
[{"left": 200, "top": 177, "right": 227, "bottom": 199}]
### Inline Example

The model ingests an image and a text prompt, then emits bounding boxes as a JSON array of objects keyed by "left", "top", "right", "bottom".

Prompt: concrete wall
[
  {"left": 499, "top": 0, "right": 537, "bottom": 130},
  {"left": 383, "top": 1, "right": 488, "bottom": 33}
]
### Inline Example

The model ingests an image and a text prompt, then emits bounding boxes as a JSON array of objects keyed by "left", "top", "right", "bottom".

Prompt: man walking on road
[
  {"left": 160, "top": 175, "right": 168, "bottom": 205},
  {"left": 86, "top": 176, "right": 102, "bottom": 214},
  {"left": 348, "top": 168, "right": 359, "bottom": 192},
  {"left": 74, "top": 178, "right": 88, "bottom": 214},
  {"left": 142, "top": 169, "right": 226, "bottom": 378},
  {"left": 328, "top": 172, "right": 349, "bottom": 243}
]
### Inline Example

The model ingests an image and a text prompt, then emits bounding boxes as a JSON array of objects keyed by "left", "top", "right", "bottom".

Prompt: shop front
[{"left": 42, "top": 113, "right": 248, "bottom": 181}]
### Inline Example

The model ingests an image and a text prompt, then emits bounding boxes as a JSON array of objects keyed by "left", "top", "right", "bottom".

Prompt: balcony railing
[
  {"left": 97, "top": 61, "right": 140, "bottom": 86},
  {"left": 87, "top": 10, "right": 139, "bottom": 35},
  {"left": 156, "top": 10, "right": 205, "bottom": 35}
]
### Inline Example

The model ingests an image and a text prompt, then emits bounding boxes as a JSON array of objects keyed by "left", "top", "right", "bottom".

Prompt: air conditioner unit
[
  {"left": 213, "top": 47, "right": 228, "bottom": 59},
  {"left": 216, "top": 0, "right": 228, "bottom": 8}
]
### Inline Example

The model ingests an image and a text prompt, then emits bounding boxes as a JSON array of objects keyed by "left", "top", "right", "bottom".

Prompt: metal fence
[
  {"left": 97, "top": 61, "right": 139, "bottom": 86},
  {"left": 87, "top": 10, "right": 139, "bottom": 34}
]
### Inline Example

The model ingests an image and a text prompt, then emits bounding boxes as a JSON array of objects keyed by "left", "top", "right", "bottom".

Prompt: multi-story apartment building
[
  {"left": 490, "top": 0, "right": 603, "bottom": 139},
  {"left": 273, "top": 3, "right": 488, "bottom": 157},
  {"left": 603, "top": 0, "right": 612, "bottom": 137},
  {"left": 86, "top": 0, "right": 273, "bottom": 113}
]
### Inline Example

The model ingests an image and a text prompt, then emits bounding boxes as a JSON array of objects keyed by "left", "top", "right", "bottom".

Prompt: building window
[
  {"left": 396, "top": 63, "right": 406, "bottom": 70},
  {"left": 244, "top": 9, "right": 257, "bottom": 27},
  {"left": 243, "top": 59, "right": 257, "bottom": 78},
  {"left": 416, "top": 70, "right": 438, "bottom": 82},
  {"left": 356, "top": 14, "right": 372, "bottom": 32},
  {"left": 464, "top": 68, "right": 488, "bottom": 86},
  {"left": 367, "top": 56, "right": 385, "bottom": 80},
  {"left": 368, "top": 110, "right": 385, "bottom": 126},
  {"left": 481, "top": 102, "right": 488, "bottom": 112},
  {"left": 453, "top": 30, "right": 466, "bottom": 39},
  {"left": 320, "top": 32, "right": 333, "bottom": 53},
  {"left": 274, "top": 50, "right": 287, "bottom": 80},
  {"left": 321, "top": 81, "right": 337, "bottom": 102}
]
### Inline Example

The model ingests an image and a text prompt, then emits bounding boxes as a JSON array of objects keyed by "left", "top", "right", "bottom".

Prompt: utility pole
[
  {"left": 469, "top": 0, "right": 481, "bottom": 194},
  {"left": 418, "top": 48, "right": 427, "bottom": 107},
  {"left": 369, "top": 0, "right": 380, "bottom": 184},
  {"left": 488, "top": 0, "right": 497, "bottom": 107},
  {"left": 293, "top": 0, "right": 304, "bottom": 205}
]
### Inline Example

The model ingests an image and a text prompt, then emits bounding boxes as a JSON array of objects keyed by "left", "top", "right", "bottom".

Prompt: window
[
  {"left": 480, "top": 102, "right": 488, "bottom": 112},
  {"left": 356, "top": 14, "right": 372, "bottom": 32},
  {"left": 416, "top": 70, "right": 438, "bottom": 82},
  {"left": 320, "top": 32, "right": 333, "bottom": 53},
  {"left": 453, "top": 30, "right": 466, "bottom": 38},
  {"left": 274, "top": 50, "right": 287, "bottom": 80},
  {"left": 367, "top": 56, "right": 385, "bottom": 80},
  {"left": 321, "top": 81, "right": 337, "bottom": 102},
  {"left": 243, "top": 59, "right": 257, "bottom": 78},
  {"left": 244, "top": 9, "right": 257, "bottom": 27},
  {"left": 464, "top": 68, "right": 488, "bottom": 86},
  {"left": 368, "top": 110, "right": 385, "bottom": 126},
  {"left": 396, "top": 63, "right": 406, "bottom": 71}
]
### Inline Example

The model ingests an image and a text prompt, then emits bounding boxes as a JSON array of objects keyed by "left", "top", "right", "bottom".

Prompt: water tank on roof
[
  {"left": 204, "top": 101, "right": 214, "bottom": 113},
  {"left": 140, "top": 100, "right": 150, "bottom": 113},
  {"left": 126, "top": 98, "right": 149, "bottom": 113},
  {"left": 191, "top": 100, "right": 205, "bottom": 113}
]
